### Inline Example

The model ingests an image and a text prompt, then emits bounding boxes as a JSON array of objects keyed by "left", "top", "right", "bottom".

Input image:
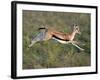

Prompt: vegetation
[{"left": 22, "top": 10, "right": 91, "bottom": 69}]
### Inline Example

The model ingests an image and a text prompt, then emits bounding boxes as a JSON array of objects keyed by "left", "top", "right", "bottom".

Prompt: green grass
[{"left": 22, "top": 10, "right": 91, "bottom": 69}]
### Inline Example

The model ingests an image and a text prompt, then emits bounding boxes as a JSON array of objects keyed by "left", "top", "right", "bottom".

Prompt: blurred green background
[{"left": 22, "top": 10, "right": 91, "bottom": 69}]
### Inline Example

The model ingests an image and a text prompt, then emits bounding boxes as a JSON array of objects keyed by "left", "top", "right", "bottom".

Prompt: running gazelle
[{"left": 28, "top": 25, "right": 84, "bottom": 51}]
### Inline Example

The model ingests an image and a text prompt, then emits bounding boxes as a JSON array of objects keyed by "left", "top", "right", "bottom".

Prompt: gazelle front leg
[
  {"left": 65, "top": 40, "right": 84, "bottom": 51},
  {"left": 71, "top": 41, "right": 84, "bottom": 51},
  {"left": 71, "top": 42, "right": 84, "bottom": 51}
]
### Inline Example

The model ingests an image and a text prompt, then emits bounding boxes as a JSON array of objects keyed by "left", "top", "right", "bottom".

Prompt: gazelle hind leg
[
  {"left": 28, "top": 40, "right": 37, "bottom": 48},
  {"left": 28, "top": 32, "right": 46, "bottom": 48}
]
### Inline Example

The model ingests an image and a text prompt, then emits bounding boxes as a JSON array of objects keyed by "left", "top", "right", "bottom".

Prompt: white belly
[{"left": 52, "top": 37, "right": 69, "bottom": 44}]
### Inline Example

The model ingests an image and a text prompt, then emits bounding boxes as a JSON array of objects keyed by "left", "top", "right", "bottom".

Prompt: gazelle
[{"left": 28, "top": 25, "right": 84, "bottom": 50}]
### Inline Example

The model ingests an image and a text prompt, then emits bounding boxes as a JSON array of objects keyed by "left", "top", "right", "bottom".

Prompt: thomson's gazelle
[{"left": 28, "top": 25, "right": 84, "bottom": 51}]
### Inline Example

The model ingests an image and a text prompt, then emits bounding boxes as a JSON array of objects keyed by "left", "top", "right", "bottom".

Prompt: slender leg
[
  {"left": 28, "top": 31, "right": 46, "bottom": 48},
  {"left": 71, "top": 42, "right": 84, "bottom": 51},
  {"left": 28, "top": 40, "right": 38, "bottom": 48}
]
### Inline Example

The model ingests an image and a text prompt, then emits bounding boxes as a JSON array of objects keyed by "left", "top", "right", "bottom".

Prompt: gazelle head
[{"left": 73, "top": 25, "right": 81, "bottom": 34}]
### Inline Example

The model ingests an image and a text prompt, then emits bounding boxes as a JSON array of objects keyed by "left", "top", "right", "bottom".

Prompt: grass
[{"left": 22, "top": 10, "right": 91, "bottom": 69}]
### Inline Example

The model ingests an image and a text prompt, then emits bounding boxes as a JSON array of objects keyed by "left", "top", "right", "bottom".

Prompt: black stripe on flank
[{"left": 52, "top": 35, "right": 69, "bottom": 41}]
